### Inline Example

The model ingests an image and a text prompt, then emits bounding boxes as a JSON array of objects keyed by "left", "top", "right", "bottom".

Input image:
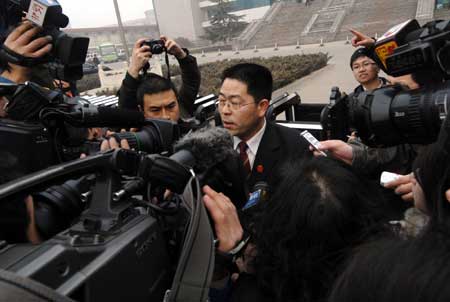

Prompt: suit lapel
[{"left": 248, "top": 122, "right": 281, "bottom": 187}]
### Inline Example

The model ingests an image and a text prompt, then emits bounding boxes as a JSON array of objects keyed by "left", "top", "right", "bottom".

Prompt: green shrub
[{"left": 197, "top": 53, "right": 330, "bottom": 95}]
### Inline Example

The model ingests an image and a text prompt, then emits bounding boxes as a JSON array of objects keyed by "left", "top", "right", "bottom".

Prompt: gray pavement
[{"left": 106, "top": 40, "right": 379, "bottom": 104}]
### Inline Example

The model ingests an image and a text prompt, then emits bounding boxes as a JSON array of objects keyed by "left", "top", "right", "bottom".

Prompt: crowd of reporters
[{"left": 2, "top": 9, "right": 450, "bottom": 302}]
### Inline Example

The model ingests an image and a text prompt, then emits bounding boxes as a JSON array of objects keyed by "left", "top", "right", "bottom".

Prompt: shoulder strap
[{"left": 165, "top": 176, "right": 215, "bottom": 302}]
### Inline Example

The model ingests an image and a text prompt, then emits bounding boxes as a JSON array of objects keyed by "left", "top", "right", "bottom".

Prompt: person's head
[
  {"left": 136, "top": 73, "right": 179, "bottom": 121},
  {"left": 253, "top": 157, "right": 390, "bottom": 302},
  {"left": 411, "top": 142, "right": 450, "bottom": 223},
  {"left": 329, "top": 229, "right": 450, "bottom": 302},
  {"left": 219, "top": 63, "right": 271, "bottom": 141},
  {"left": 350, "top": 48, "right": 380, "bottom": 88}
]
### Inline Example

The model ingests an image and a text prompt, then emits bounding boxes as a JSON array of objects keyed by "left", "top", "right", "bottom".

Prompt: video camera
[
  {"left": 0, "top": 81, "right": 180, "bottom": 173},
  {"left": 321, "top": 19, "right": 450, "bottom": 147},
  {"left": 1, "top": 0, "right": 90, "bottom": 81},
  {"left": 0, "top": 146, "right": 215, "bottom": 301}
]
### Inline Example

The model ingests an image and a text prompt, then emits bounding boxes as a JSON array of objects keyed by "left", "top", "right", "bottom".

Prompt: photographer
[{"left": 118, "top": 36, "right": 200, "bottom": 121}]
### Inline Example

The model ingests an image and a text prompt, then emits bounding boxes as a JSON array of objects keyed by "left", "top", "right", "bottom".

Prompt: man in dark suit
[{"left": 218, "top": 63, "right": 311, "bottom": 189}]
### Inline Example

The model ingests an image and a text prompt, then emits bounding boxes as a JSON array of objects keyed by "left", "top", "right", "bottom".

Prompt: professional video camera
[
  {"left": 0, "top": 81, "right": 180, "bottom": 173},
  {"left": 1, "top": 0, "right": 90, "bottom": 81},
  {"left": 321, "top": 19, "right": 450, "bottom": 147},
  {"left": 0, "top": 145, "right": 217, "bottom": 301}
]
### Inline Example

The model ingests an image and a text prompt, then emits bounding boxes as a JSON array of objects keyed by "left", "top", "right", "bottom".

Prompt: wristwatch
[{"left": 215, "top": 233, "right": 251, "bottom": 258}]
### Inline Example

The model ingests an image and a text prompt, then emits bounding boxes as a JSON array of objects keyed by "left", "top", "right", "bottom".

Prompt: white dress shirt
[{"left": 233, "top": 119, "right": 267, "bottom": 170}]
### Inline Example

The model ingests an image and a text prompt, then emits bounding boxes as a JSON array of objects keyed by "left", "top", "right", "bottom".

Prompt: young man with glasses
[
  {"left": 217, "top": 63, "right": 310, "bottom": 189},
  {"left": 350, "top": 47, "right": 388, "bottom": 95}
]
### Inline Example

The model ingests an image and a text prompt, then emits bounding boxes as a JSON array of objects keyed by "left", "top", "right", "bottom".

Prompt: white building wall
[{"left": 152, "top": 0, "right": 204, "bottom": 41}]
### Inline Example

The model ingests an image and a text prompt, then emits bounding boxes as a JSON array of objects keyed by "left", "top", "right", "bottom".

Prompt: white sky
[{"left": 57, "top": 0, "right": 153, "bottom": 28}]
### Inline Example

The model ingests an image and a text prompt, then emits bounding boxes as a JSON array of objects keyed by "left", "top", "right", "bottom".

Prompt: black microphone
[
  {"left": 172, "top": 126, "right": 236, "bottom": 173},
  {"left": 172, "top": 126, "right": 248, "bottom": 207}
]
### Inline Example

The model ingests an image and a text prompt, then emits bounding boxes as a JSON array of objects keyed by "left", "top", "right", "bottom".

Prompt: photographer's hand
[
  {"left": 100, "top": 136, "right": 130, "bottom": 151},
  {"left": 128, "top": 38, "right": 152, "bottom": 79},
  {"left": 384, "top": 173, "right": 414, "bottom": 202},
  {"left": 312, "top": 140, "right": 353, "bottom": 165},
  {"left": 160, "top": 35, "right": 186, "bottom": 60},
  {"left": 202, "top": 185, "right": 243, "bottom": 254},
  {"left": 1, "top": 21, "right": 52, "bottom": 83},
  {"left": 350, "top": 29, "right": 376, "bottom": 48}
]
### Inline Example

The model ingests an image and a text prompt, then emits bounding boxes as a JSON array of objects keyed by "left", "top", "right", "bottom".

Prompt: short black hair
[
  {"left": 221, "top": 63, "right": 273, "bottom": 102},
  {"left": 350, "top": 47, "right": 375, "bottom": 69},
  {"left": 136, "top": 73, "right": 178, "bottom": 107}
]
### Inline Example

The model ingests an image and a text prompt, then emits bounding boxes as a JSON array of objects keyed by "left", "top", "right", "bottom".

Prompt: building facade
[
  {"left": 65, "top": 25, "right": 160, "bottom": 50},
  {"left": 152, "top": 0, "right": 273, "bottom": 43}
]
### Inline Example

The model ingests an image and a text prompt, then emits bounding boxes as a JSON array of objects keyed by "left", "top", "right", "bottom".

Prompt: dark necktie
[{"left": 238, "top": 141, "right": 251, "bottom": 178}]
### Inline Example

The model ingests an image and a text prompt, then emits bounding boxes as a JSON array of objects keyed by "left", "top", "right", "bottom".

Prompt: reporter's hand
[
  {"left": 202, "top": 185, "right": 243, "bottom": 253},
  {"left": 160, "top": 35, "right": 186, "bottom": 59},
  {"left": 350, "top": 28, "right": 376, "bottom": 48},
  {"left": 2, "top": 22, "right": 52, "bottom": 83},
  {"left": 311, "top": 140, "right": 353, "bottom": 165},
  {"left": 100, "top": 136, "right": 130, "bottom": 151},
  {"left": 446, "top": 189, "right": 450, "bottom": 203},
  {"left": 4, "top": 21, "right": 52, "bottom": 59},
  {"left": 384, "top": 173, "right": 414, "bottom": 202},
  {"left": 128, "top": 38, "right": 152, "bottom": 79}
]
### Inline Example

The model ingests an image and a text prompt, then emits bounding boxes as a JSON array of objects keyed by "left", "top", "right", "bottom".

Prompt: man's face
[
  {"left": 352, "top": 56, "right": 380, "bottom": 85},
  {"left": 218, "top": 78, "right": 268, "bottom": 141},
  {"left": 141, "top": 89, "right": 180, "bottom": 121}
]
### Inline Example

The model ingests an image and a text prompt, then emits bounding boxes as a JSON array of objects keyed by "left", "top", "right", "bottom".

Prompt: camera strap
[
  {"left": 0, "top": 45, "right": 48, "bottom": 68},
  {"left": 165, "top": 176, "right": 215, "bottom": 302}
]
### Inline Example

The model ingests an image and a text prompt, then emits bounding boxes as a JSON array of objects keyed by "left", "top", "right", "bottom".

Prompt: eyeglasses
[
  {"left": 352, "top": 61, "right": 377, "bottom": 71},
  {"left": 217, "top": 99, "right": 255, "bottom": 111}
]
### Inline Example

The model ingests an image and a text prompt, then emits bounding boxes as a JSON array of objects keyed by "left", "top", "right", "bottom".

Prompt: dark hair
[
  {"left": 329, "top": 227, "right": 450, "bottom": 302},
  {"left": 221, "top": 63, "right": 273, "bottom": 102},
  {"left": 412, "top": 142, "right": 450, "bottom": 224},
  {"left": 350, "top": 47, "right": 375, "bottom": 69},
  {"left": 253, "top": 157, "right": 390, "bottom": 302},
  {"left": 136, "top": 73, "right": 178, "bottom": 108}
]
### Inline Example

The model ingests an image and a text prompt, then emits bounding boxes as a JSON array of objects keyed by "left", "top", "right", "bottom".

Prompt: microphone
[
  {"left": 172, "top": 126, "right": 236, "bottom": 173},
  {"left": 374, "top": 19, "right": 421, "bottom": 71},
  {"left": 22, "top": 0, "right": 69, "bottom": 28},
  {"left": 172, "top": 126, "right": 249, "bottom": 207}
]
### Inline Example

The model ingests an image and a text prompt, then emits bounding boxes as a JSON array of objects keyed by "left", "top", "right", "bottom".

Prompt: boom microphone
[
  {"left": 173, "top": 126, "right": 236, "bottom": 173},
  {"left": 173, "top": 126, "right": 248, "bottom": 207}
]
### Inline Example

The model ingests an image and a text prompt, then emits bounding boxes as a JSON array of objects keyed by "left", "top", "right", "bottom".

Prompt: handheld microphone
[
  {"left": 374, "top": 19, "right": 421, "bottom": 71},
  {"left": 21, "top": 0, "right": 69, "bottom": 28}
]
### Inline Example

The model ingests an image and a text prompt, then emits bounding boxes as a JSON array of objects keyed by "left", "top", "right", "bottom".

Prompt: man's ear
[{"left": 257, "top": 99, "right": 270, "bottom": 117}]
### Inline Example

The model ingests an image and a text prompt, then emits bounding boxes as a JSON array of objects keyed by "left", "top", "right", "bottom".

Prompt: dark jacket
[
  {"left": 248, "top": 121, "right": 311, "bottom": 189},
  {"left": 118, "top": 53, "right": 201, "bottom": 118}
]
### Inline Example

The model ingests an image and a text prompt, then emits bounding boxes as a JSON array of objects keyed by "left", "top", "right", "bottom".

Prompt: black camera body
[
  {"left": 142, "top": 39, "right": 166, "bottom": 55},
  {"left": 0, "top": 213, "right": 173, "bottom": 301},
  {"left": 321, "top": 19, "right": 450, "bottom": 147}
]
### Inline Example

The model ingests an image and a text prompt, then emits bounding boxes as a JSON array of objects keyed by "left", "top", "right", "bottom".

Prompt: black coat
[
  {"left": 118, "top": 54, "right": 201, "bottom": 118},
  {"left": 247, "top": 121, "right": 311, "bottom": 190}
]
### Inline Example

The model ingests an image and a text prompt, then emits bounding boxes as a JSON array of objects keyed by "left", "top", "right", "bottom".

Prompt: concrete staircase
[
  {"left": 334, "top": 0, "right": 419, "bottom": 41},
  {"left": 243, "top": 1, "right": 325, "bottom": 49}
]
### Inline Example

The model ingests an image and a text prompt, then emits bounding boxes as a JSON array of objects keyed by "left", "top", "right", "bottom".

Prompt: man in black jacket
[
  {"left": 118, "top": 36, "right": 200, "bottom": 121},
  {"left": 218, "top": 63, "right": 310, "bottom": 189}
]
